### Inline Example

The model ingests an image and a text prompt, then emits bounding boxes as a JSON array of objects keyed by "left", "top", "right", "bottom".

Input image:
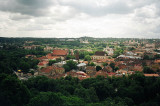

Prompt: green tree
[
  {"left": 96, "top": 66, "right": 102, "bottom": 71},
  {"left": 110, "top": 62, "right": 115, "bottom": 71},
  {"left": 143, "top": 66, "right": 155, "bottom": 74},
  {"left": 48, "top": 60, "right": 56, "bottom": 66},
  {"left": 63, "top": 60, "right": 78, "bottom": 72},
  {"left": 84, "top": 55, "right": 91, "bottom": 61},
  {"left": 88, "top": 62, "right": 96, "bottom": 66},
  {"left": 0, "top": 74, "right": 31, "bottom": 106},
  {"left": 102, "top": 62, "right": 108, "bottom": 67}
]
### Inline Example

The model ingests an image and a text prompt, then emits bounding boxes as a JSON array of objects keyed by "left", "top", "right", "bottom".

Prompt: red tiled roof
[
  {"left": 144, "top": 74, "right": 159, "bottom": 77},
  {"left": 107, "top": 72, "right": 116, "bottom": 75},
  {"left": 41, "top": 66, "right": 53, "bottom": 73},
  {"left": 46, "top": 53, "right": 59, "bottom": 60},
  {"left": 38, "top": 61, "right": 48, "bottom": 66},
  {"left": 154, "top": 59, "right": 160, "bottom": 63},
  {"left": 53, "top": 49, "right": 68, "bottom": 56},
  {"left": 37, "top": 56, "right": 48, "bottom": 60},
  {"left": 95, "top": 70, "right": 108, "bottom": 78}
]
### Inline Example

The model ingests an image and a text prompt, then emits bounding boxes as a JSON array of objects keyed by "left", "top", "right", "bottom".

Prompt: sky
[{"left": 0, "top": 0, "right": 160, "bottom": 38}]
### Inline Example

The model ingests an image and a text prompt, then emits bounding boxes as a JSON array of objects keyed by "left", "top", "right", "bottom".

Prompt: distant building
[
  {"left": 91, "top": 51, "right": 108, "bottom": 60},
  {"left": 52, "top": 49, "right": 68, "bottom": 60},
  {"left": 80, "top": 39, "right": 89, "bottom": 43},
  {"left": 103, "top": 46, "right": 114, "bottom": 56},
  {"left": 44, "top": 46, "right": 53, "bottom": 51}
]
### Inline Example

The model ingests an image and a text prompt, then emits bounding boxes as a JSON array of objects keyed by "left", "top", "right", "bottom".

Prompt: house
[
  {"left": 144, "top": 74, "right": 159, "bottom": 77},
  {"left": 44, "top": 46, "right": 53, "bottom": 51},
  {"left": 65, "top": 71, "right": 90, "bottom": 80},
  {"left": 103, "top": 46, "right": 114, "bottom": 56},
  {"left": 25, "top": 55, "right": 36, "bottom": 58},
  {"left": 103, "top": 66, "right": 113, "bottom": 72},
  {"left": 86, "top": 66, "right": 96, "bottom": 77},
  {"left": 132, "top": 64, "right": 143, "bottom": 72},
  {"left": 154, "top": 59, "right": 160, "bottom": 64},
  {"left": 52, "top": 49, "right": 68, "bottom": 60},
  {"left": 91, "top": 51, "right": 108, "bottom": 60},
  {"left": 39, "top": 65, "right": 65, "bottom": 77},
  {"left": 38, "top": 61, "right": 49, "bottom": 69},
  {"left": 107, "top": 72, "right": 116, "bottom": 77},
  {"left": 54, "top": 61, "right": 66, "bottom": 67},
  {"left": 46, "top": 53, "right": 59, "bottom": 60},
  {"left": 77, "top": 63, "right": 86, "bottom": 71},
  {"left": 37, "top": 56, "right": 48, "bottom": 61},
  {"left": 95, "top": 70, "right": 108, "bottom": 78},
  {"left": 24, "top": 45, "right": 40, "bottom": 50},
  {"left": 52, "top": 65, "right": 65, "bottom": 74},
  {"left": 39, "top": 66, "right": 55, "bottom": 76}
]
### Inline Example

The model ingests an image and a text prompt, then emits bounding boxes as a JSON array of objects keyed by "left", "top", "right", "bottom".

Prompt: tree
[
  {"left": 109, "top": 62, "right": 115, "bottom": 71},
  {"left": 88, "top": 62, "right": 96, "bottom": 66},
  {"left": 48, "top": 60, "right": 56, "bottom": 66},
  {"left": 102, "top": 63, "right": 108, "bottom": 67},
  {"left": 96, "top": 66, "right": 102, "bottom": 71},
  {"left": 84, "top": 55, "right": 91, "bottom": 61},
  {"left": 66, "top": 55, "right": 75, "bottom": 60},
  {"left": 143, "top": 66, "right": 155, "bottom": 74},
  {"left": 63, "top": 60, "right": 78, "bottom": 72},
  {"left": 0, "top": 74, "right": 31, "bottom": 106}
]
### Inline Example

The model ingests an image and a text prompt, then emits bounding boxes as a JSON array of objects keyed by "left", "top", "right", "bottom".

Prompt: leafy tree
[
  {"left": 48, "top": 60, "right": 56, "bottom": 66},
  {"left": 143, "top": 66, "right": 155, "bottom": 74},
  {"left": 0, "top": 74, "right": 31, "bottom": 106},
  {"left": 110, "top": 62, "right": 115, "bottom": 71},
  {"left": 102, "top": 62, "right": 108, "bottom": 67},
  {"left": 66, "top": 55, "right": 75, "bottom": 60},
  {"left": 96, "top": 66, "right": 102, "bottom": 71},
  {"left": 63, "top": 60, "right": 78, "bottom": 72},
  {"left": 84, "top": 55, "right": 91, "bottom": 61},
  {"left": 88, "top": 62, "right": 96, "bottom": 66}
]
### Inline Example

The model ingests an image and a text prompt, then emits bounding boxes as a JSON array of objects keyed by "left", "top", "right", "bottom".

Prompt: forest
[{"left": 0, "top": 72, "right": 160, "bottom": 106}]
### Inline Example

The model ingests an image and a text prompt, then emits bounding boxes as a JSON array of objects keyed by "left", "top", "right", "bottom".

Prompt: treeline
[
  {"left": 0, "top": 72, "right": 160, "bottom": 106},
  {"left": 0, "top": 48, "right": 48, "bottom": 74}
]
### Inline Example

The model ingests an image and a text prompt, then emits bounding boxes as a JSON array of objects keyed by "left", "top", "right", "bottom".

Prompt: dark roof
[{"left": 95, "top": 51, "right": 106, "bottom": 56}]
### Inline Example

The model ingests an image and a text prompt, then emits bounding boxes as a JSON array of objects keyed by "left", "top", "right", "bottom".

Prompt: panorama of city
[
  {"left": 1, "top": 37, "right": 160, "bottom": 105},
  {"left": 1, "top": 0, "right": 160, "bottom": 105}
]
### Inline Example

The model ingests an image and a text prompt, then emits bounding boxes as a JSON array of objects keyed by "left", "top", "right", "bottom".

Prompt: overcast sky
[{"left": 0, "top": 0, "right": 160, "bottom": 38}]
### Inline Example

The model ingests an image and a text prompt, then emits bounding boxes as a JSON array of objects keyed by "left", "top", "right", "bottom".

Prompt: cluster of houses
[{"left": 17, "top": 40, "right": 160, "bottom": 80}]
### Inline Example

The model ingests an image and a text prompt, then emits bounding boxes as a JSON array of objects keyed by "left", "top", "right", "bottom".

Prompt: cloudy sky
[{"left": 0, "top": 0, "right": 160, "bottom": 38}]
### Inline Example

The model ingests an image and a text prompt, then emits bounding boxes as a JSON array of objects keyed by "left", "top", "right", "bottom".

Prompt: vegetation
[
  {"left": 0, "top": 37, "right": 160, "bottom": 105},
  {"left": 0, "top": 73, "right": 160, "bottom": 105},
  {"left": 63, "top": 60, "right": 78, "bottom": 72}
]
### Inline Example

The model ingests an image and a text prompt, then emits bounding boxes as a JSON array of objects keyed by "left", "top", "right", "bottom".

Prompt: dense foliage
[{"left": 0, "top": 72, "right": 160, "bottom": 106}]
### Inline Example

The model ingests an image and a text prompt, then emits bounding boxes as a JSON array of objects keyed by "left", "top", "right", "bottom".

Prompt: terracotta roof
[
  {"left": 41, "top": 66, "right": 53, "bottom": 73},
  {"left": 52, "top": 65, "right": 65, "bottom": 70},
  {"left": 107, "top": 72, "right": 116, "bottom": 76},
  {"left": 46, "top": 53, "right": 59, "bottom": 60},
  {"left": 83, "top": 61, "right": 88, "bottom": 64},
  {"left": 95, "top": 70, "right": 108, "bottom": 78},
  {"left": 38, "top": 61, "right": 48, "bottom": 66},
  {"left": 144, "top": 74, "right": 159, "bottom": 77},
  {"left": 86, "top": 66, "right": 96, "bottom": 70},
  {"left": 154, "top": 59, "right": 160, "bottom": 63},
  {"left": 37, "top": 56, "right": 48, "bottom": 60},
  {"left": 53, "top": 49, "right": 68, "bottom": 56}
]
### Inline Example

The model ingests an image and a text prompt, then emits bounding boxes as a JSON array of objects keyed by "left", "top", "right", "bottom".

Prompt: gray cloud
[
  {"left": 0, "top": 0, "right": 160, "bottom": 38},
  {"left": 0, "top": 0, "right": 55, "bottom": 16},
  {"left": 58, "top": 1, "right": 133, "bottom": 16}
]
